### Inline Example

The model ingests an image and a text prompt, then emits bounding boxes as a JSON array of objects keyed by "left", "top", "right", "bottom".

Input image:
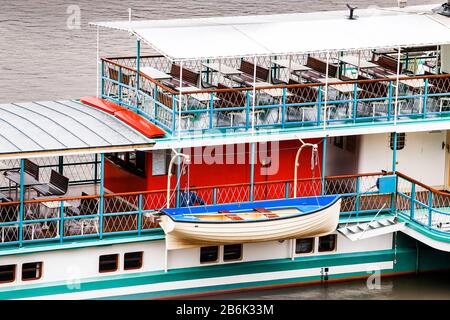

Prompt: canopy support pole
[
  {"left": 96, "top": 26, "right": 100, "bottom": 98},
  {"left": 136, "top": 39, "right": 141, "bottom": 108},
  {"left": 251, "top": 56, "right": 257, "bottom": 135},
  {"left": 323, "top": 52, "right": 330, "bottom": 130},
  {"left": 178, "top": 61, "right": 183, "bottom": 140},
  {"left": 393, "top": 46, "right": 402, "bottom": 126}
]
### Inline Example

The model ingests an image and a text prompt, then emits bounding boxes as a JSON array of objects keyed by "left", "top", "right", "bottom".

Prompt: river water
[{"left": 1, "top": 0, "right": 449, "bottom": 299}]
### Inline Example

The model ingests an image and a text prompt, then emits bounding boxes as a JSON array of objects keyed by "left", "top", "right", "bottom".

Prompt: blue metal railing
[
  {"left": 101, "top": 58, "right": 450, "bottom": 136},
  {"left": 0, "top": 172, "right": 397, "bottom": 249}
]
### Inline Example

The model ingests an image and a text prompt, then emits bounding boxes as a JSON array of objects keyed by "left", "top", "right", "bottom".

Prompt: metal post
[
  {"left": 136, "top": 39, "right": 141, "bottom": 108},
  {"left": 96, "top": 26, "right": 100, "bottom": 98},
  {"left": 94, "top": 153, "right": 99, "bottom": 184},
  {"left": 178, "top": 60, "right": 183, "bottom": 140},
  {"left": 355, "top": 176, "right": 360, "bottom": 218},
  {"left": 281, "top": 87, "right": 287, "bottom": 128},
  {"left": 393, "top": 47, "right": 402, "bottom": 125},
  {"left": 209, "top": 92, "right": 214, "bottom": 130},
  {"left": 387, "top": 81, "right": 393, "bottom": 121},
  {"left": 321, "top": 137, "right": 327, "bottom": 195},
  {"left": 323, "top": 52, "right": 330, "bottom": 130},
  {"left": 352, "top": 82, "right": 358, "bottom": 122},
  {"left": 317, "top": 85, "right": 322, "bottom": 126},
  {"left": 59, "top": 201, "right": 64, "bottom": 243},
  {"left": 18, "top": 159, "right": 25, "bottom": 247},
  {"left": 99, "top": 153, "right": 105, "bottom": 239},
  {"left": 428, "top": 190, "right": 433, "bottom": 228},
  {"left": 392, "top": 132, "right": 398, "bottom": 172},
  {"left": 250, "top": 143, "right": 256, "bottom": 201},
  {"left": 101, "top": 59, "right": 105, "bottom": 98},
  {"left": 285, "top": 181, "right": 289, "bottom": 199},
  {"left": 58, "top": 156, "right": 64, "bottom": 174},
  {"left": 213, "top": 187, "right": 217, "bottom": 205},
  {"left": 410, "top": 182, "right": 416, "bottom": 220},
  {"left": 422, "top": 78, "right": 428, "bottom": 118},
  {"left": 137, "top": 194, "right": 143, "bottom": 236},
  {"left": 176, "top": 150, "right": 181, "bottom": 208},
  {"left": 251, "top": 56, "right": 257, "bottom": 135}
]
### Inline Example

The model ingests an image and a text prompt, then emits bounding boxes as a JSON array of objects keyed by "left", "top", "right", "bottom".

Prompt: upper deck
[{"left": 92, "top": 4, "right": 450, "bottom": 145}]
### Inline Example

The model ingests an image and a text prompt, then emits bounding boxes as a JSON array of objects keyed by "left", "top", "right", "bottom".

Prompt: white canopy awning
[{"left": 91, "top": 4, "right": 450, "bottom": 61}]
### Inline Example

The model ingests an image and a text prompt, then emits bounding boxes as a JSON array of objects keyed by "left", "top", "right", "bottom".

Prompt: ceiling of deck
[
  {"left": 92, "top": 4, "right": 450, "bottom": 60},
  {"left": 0, "top": 100, "right": 154, "bottom": 158}
]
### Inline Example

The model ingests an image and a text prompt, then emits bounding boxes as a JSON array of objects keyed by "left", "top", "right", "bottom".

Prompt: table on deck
[
  {"left": 35, "top": 197, "right": 73, "bottom": 237},
  {"left": 202, "top": 62, "right": 243, "bottom": 76},
  {"left": 3, "top": 171, "right": 43, "bottom": 199},
  {"left": 340, "top": 55, "right": 378, "bottom": 69},
  {"left": 273, "top": 59, "right": 311, "bottom": 81},
  {"left": 318, "top": 78, "right": 360, "bottom": 94},
  {"left": 140, "top": 66, "right": 172, "bottom": 80},
  {"left": 176, "top": 86, "right": 219, "bottom": 103}
]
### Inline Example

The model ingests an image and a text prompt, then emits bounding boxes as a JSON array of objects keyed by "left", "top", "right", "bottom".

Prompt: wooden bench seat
[
  {"left": 162, "top": 64, "right": 200, "bottom": 89},
  {"left": 254, "top": 208, "right": 279, "bottom": 218},
  {"left": 366, "top": 55, "right": 401, "bottom": 78},
  {"left": 302, "top": 56, "right": 339, "bottom": 82}
]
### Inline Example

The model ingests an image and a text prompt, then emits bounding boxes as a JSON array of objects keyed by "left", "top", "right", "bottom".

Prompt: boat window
[
  {"left": 389, "top": 133, "right": 406, "bottom": 151},
  {"left": 124, "top": 252, "right": 143, "bottom": 270},
  {"left": 200, "top": 246, "right": 219, "bottom": 263},
  {"left": 223, "top": 244, "right": 242, "bottom": 261},
  {"left": 295, "top": 238, "right": 314, "bottom": 254},
  {"left": 107, "top": 151, "right": 146, "bottom": 177},
  {"left": 0, "top": 265, "right": 15, "bottom": 283},
  {"left": 22, "top": 262, "right": 42, "bottom": 281},
  {"left": 318, "top": 234, "right": 337, "bottom": 252},
  {"left": 152, "top": 149, "right": 172, "bottom": 176},
  {"left": 99, "top": 254, "right": 119, "bottom": 273}
]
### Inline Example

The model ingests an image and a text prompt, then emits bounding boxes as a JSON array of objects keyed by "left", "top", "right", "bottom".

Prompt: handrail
[
  {"left": 396, "top": 171, "right": 449, "bottom": 197},
  {"left": 102, "top": 56, "right": 450, "bottom": 95},
  {"left": 0, "top": 171, "right": 386, "bottom": 207}
]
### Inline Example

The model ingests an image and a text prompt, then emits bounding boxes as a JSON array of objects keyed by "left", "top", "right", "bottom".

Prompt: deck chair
[
  {"left": 32, "top": 170, "right": 69, "bottom": 197},
  {"left": 24, "top": 159, "right": 39, "bottom": 181}
]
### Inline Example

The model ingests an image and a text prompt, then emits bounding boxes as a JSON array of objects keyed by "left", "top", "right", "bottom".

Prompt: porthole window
[
  {"left": 295, "top": 238, "right": 314, "bottom": 254},
  {"left": 318, "top": 234, "right": 337, "bottom": 252},
  {"left": 200, "top": 246, "right": 219, "bottom": 263},
  {"left": 223, "top": 244, "right": 242, "bottom": 261},
  {"left": 0, "top": 265, "right": 15, "bottom": 284},
  {"left": 389, "top": 132, "right": 406, "bottom": 150},
  {"left": 22, "top": 262, "right": 42, "bottom": 281},
  {"left": 99, "top": 254, "right": 119, "bottom": 273},
  {"left": 124, "top": 252, "right": 143, "bottom": 270}
]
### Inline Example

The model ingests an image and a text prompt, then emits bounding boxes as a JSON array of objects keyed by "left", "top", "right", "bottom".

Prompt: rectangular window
[
  {"left": 389, "top": 132, "right": 406, "bottom": 150},
  {"left": 106, "top": 151, "right": 146, "bottom": 177},
  {"left": 318, "top": 234, "right": 337, "bottom": 252},
  {"left": 152, "top": 149, "right": 172, "bottom": 176},
  {"left": 223, "top": 244, "right": 242, "bottom": 261},
  {"left": 21, "top": 262, "right": 42, "bottom": 281},
  {"left": 99, "top": 254, "right": 119, "bottom": 273},
  {"left": 124, "top": 252, "right": 143, "bottom": 270},
  {"left": 0, "top": 265, "right": 15, "bottom": 283},
  {"left": 295, "top": 238, "right": 314, "bottom": 254},
  {"left": 200, "top": 246, "right": 219, "bottom": 263}
]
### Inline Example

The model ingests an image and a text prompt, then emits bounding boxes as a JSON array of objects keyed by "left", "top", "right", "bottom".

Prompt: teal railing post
[
  {"left": 249, "top": 142, "right": 255, "bottom": 201},
  {"left": 317, "top": 85, "right": 322, "bottom": 127},
  {"left": 99, "top": 153, "right": 105, "bottom": 239},
  {"left": 153, "top": 85, "right": 158, "bottom": 119},
  {"left": 352, "top": 82, "right": 358, "bottom": 123},
  {"left": 428, "top": 190, "right": 433, "bottom": 228},
  {"left": 118, "top": 66, "right": 123, "bottom": 104},
  {"left": 355, "top": 176, "right": 360, "bottom": 218},
  {"left": 59, "top": 201, "right": 64, "bottom": 243},
  {"left": 392, "top": 132, "right": 398, "bottom": 172},
  {"left": 172, "top": 95, "right": 177, "bottom": 134},
  {"left": 209, "top": 92, "right": 214, "bottom": 130},
  {"left": 137, "top": 194, "right": 143, "bottom": 236},
  {"left": 387, "top": 80, "right": 393, "bottom": 121},
  {"left": 285, "top": 181, "right": 289, "bottom": 199},
  {"left": 422, "top": 78, "right": 428, "bottom": 118},
  {"left": 176, "top": 150, "right": 181, "bottom": 208},
  {"left": 213, "top": 187, "right": 217, "bottom": 205},
  {"left": 410, "top": 182, "right": 416, "bottom": 220},
  {"left": 281, "top": 87, "right": 287, "bottom": 128},
  {"left": 245, "top": 91, "right": 250, "bottom": 130},
  {"left": 101, "top": 59, "right": 105, "bottom": 98},
  {"left": 321, "top": 137, "right": 327, "bottom": 195},
  {"left": 18, "top": 159, "right": 25, "bottom": 247}
]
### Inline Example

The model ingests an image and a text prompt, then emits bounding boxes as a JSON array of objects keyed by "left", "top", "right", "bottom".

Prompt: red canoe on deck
[{"left": 80, "top": 96, "right": 166, "bottom": 138}]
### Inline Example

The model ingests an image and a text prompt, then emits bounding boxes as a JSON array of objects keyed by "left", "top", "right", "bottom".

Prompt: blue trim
[{"left": 99, "top": 153, "right": 105, "bottom": 239}]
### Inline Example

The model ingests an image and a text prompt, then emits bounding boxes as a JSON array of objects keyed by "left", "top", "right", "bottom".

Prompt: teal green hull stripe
[{"left": 0, "top": 249, "right": 398, "bottom": 300}]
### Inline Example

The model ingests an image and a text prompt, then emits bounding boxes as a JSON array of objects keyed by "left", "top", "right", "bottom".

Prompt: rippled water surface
[{"left": 0, "top": 0, "right": 440, "bottom": 102}]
